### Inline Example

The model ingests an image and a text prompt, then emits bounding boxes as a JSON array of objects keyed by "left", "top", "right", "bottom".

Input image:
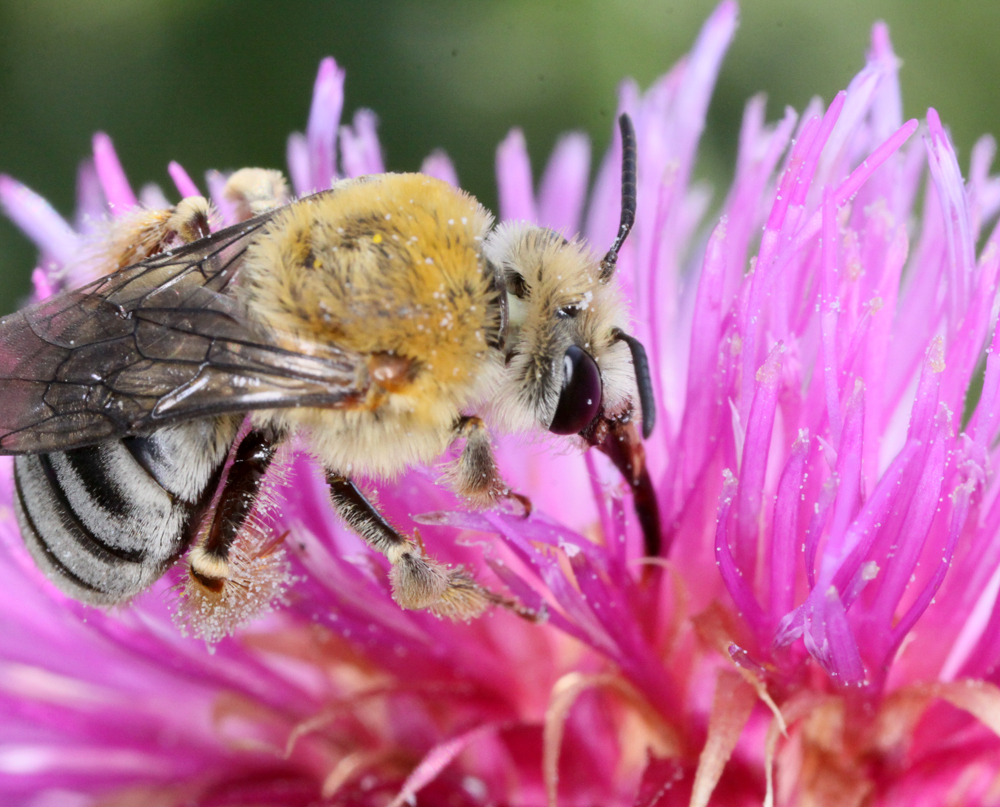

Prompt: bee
[{"left": 0, "top": 114, "right": 658, "bottom": 622}]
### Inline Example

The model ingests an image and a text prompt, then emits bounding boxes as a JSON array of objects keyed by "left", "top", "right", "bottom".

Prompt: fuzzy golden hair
[
  {"left": 239, "top": 173, "right": 504, "bottom": 477},
  {"left": 101, "top": 196, "right": 215, "bottom": 273}
]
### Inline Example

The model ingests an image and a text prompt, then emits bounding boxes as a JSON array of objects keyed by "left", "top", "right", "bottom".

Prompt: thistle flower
[{"left": 4, "top": 2, "right": 1000, "bottom": 805}]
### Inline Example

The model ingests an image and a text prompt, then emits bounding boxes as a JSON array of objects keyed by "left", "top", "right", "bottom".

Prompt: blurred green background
[{"left": 1, "top": 0, "right": 997, "bottom": 314}]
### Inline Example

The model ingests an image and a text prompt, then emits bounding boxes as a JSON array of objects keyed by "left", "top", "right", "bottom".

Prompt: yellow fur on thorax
[{"left": 240, "top": 174, "right": 501, "bottom": 477}]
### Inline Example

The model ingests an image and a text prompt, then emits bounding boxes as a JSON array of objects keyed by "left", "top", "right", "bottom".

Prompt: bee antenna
[
  {"left": 612, "top": 328, "right": 655, "bottom": 439},
  {"left": 599, "top": 113, "right": 637, "bottom": 282}
]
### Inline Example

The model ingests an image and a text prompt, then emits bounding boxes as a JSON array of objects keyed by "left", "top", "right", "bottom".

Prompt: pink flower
[{"left": 4, "top": 2, "right": 1000, "bottom": 804}]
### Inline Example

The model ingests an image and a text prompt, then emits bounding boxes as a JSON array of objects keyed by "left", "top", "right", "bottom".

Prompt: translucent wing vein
[{"left": 0, "top": 199, "right": 363, "bottom": 454}]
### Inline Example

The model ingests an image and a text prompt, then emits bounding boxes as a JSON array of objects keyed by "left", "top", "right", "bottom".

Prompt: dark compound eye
[{"left": 549, "top": 345, "right": 602, "bottom": 435}]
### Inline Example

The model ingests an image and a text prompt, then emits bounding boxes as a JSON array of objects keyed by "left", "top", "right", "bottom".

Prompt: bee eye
[{"left": 549, "top": 345, "right": 602, "bottom": 435}]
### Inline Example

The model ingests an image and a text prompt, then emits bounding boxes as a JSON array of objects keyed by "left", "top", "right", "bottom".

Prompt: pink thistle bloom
[{"left": 5, "top": 2, "right": 1000, "bottom": 805}]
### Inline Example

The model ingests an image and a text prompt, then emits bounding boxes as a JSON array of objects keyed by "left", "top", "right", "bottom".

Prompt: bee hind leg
[
  {"left": 326, "top": 471, "right": 497, "bottom": 620},
  {"left": 188, "top": 428, "right": 281, "bottom": 590}
]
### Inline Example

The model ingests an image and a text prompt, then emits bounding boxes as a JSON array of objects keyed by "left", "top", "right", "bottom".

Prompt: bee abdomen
[{"left": 13, "top": 420, "right": 234, "bottom": 605}]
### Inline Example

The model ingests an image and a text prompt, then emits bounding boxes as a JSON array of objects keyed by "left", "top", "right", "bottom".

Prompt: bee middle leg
[
  {"left": 326, "top": 472, "right": 493, "bottom": 619},
  {"left": 189, "top": 428, "right": 280, "bottom": 590}
]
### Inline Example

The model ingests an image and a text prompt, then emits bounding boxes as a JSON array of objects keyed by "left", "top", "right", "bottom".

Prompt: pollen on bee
[
  {"left": 175, "top": 526, "right": 291, "bottom": 645},
  {"left": 373, "top": 233, "right": 383, "bottom": 244},
  {"left": 384, "top": 213, "right": 392, "bottom": 220},
  {"left": 425, "top": 257, "right": 434, "bottom": 264}
]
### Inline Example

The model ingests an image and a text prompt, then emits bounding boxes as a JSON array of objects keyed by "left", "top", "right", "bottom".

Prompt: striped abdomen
[{"left": 14, "top": 417, "right": 238, "bottom": 604}]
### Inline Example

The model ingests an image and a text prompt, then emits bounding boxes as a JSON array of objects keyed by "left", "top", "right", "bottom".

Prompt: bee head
[{"left": 482, "top": 113, "right": 654, "bottom": 441}]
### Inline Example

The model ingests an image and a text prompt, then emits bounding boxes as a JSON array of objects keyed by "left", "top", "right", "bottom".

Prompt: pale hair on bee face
[{"left": 482, "top": 221, "right": 636, "bottom": 436}]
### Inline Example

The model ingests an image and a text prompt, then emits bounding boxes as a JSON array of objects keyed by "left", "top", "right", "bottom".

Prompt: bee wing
[{"left": 0, "top": 206, "right": 364, "bottom": 454}]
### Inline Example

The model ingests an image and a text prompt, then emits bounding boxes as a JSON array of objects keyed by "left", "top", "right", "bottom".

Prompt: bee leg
[
  {"left": 326, "top": 471, "right": 493, "bottom": 619},
  {"left": 447, "top": 416, "right": 506, "bottom": 506},
  {"left": 222, "top": 168, "right": 290, "bottom": 220},
  {"left": 188, "top": 429, "right": 280, "bottom": 591},
  {"left": 448, "top": 416, "right": 531, "bottom": 515},
  {"left": 165, "top": 196, "right": 213, "bottom": 244},
  {"left": 106, "top": 196, "right": 214, "bottom": 271}
]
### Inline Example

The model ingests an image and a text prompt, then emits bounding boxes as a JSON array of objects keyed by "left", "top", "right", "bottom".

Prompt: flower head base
[{"left": 4, "top": 2, "right": 1000, "bottom": 804}]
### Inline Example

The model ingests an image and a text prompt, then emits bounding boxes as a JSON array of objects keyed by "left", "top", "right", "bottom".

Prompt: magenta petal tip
[
  {"left": 496, "top": 128, "right": 537, "bottom": 224},
  {"left": 0, "top": 175, "right": 79, "bottom": 265},
  {"left": 91, "top": 132, "right": 137, "bottom": 214},
  {"left": 168, "top": 161, "right": 201, "bottom": 199},
  {"left": 419, "top": 150, "right": 459, "bottom": 187}
]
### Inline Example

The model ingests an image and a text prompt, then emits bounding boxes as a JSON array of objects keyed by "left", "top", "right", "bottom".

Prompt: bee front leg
[
  {"left": 189, "top": 428, "right": 280, "bottom": 590},
  {"left": 447, "top": 416, "right": 506, "bottom": 506},
  {"left": 326, "top": 472, "right": 492, "bottom": 619},
  {"left": 448, "top": 416, "right": 531, "bottom": 515}
]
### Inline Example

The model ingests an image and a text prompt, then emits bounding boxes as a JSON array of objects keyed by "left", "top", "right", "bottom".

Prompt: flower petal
[
  {"left": 91, "top": 132, "right": 136, "bottom": 214},
  {"left": 496, "top": 128, "right": 537, "bottom": 223},
  {"left": 0, "top": 176, "right": 78, "bottom": 265},
  {"left": 419, "top": 150, "right": 459, "bottom": 186},
  {"left": 340, "top": 109, "right": 384, "bottom": 178},
  {"left": 537, "top": 132, "right": 590, "bottom": 237},
  {"left": 306, "top": 57, "right": 345, "bottom": 191},
  {"left": 168, "top": 161, "right": 201, "bottom": 199},
  {"left": 690, "top": 670, "right": 757, "bottom": 807}
]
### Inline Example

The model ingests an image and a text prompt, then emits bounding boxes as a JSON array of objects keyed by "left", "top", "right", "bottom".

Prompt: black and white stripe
[{"left": 14, "top": 417, "right": 238, "bottom": 604}]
